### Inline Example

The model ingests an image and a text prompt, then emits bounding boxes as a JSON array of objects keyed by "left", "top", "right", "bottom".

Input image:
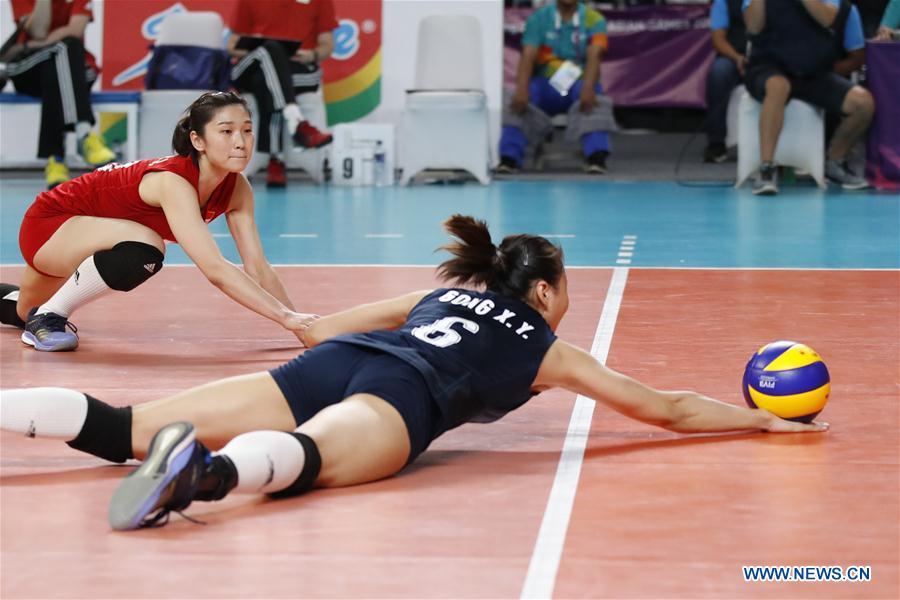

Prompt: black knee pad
[
  {"left": 268, "top": 432, "right": 322, "bottom": 499},
  {"left": 0, "top": 283, "right": 26, "bottom": 329},
  {"left": 94, "top": 241, "right": 164, "bottom": 291}
]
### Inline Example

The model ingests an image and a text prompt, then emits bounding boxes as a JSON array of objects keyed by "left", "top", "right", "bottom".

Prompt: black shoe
[
  {"left": 753, "top": 162, "right": 779, "bottom": 196},
  {"left": 495, "top": 155, "right": 519, "bottom": 174},
  {"left": 584, "top": 151, "right": 608, "bottom": 174},
  {"left": 703, "top": 142, "right": 728, "bottom": 163}
]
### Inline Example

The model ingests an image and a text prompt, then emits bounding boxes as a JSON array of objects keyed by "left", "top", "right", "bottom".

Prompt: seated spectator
[
  {"left": 6, "top": 0, "right": 116, "bottom": 190},
  {"left": 743, "top": 0, "right": 874, "bottom": 195},
  {"left": 704, "top": 0, "right": 749, "bottom": 163},
  {"left": 228, "top": 0, "right": 337, "bottom": 188},
  {"left": 874, "top": 0, "right": 900, "bottom": 38},
  {"left": 852, "top": 0, "right": 890, "bottom": 38},
  {"left": 498, "top": 0, "right": 615, "bottom": 175}
]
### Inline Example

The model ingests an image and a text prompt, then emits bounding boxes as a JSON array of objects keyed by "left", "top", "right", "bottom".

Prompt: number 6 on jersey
[{"left": 411, "top": 317, "right": 479, "bottom": 348}]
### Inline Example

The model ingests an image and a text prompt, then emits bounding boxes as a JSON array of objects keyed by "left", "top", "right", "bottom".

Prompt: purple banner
[
  {"left": 504, "top": 5, "right": 714, "bottom": 108},
  {"left": 865, "top": 42, "right": 900, "bottom": 190}
]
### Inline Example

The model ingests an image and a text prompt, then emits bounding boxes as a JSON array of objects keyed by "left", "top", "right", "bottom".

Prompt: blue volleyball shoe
[
  {"left": 21, "top": 309, "right": 79, "bottom": 351},
  {"left": 108, "top": 422, "right": 208, "bottom": 531}
]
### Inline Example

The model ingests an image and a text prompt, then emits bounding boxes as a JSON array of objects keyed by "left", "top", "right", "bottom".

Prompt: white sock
[
  {"left": 217, "top": 431, "right": 306, "bottom": 495},
  {"left": 75, "top": 122, "right": 91, "bottom": 139},
  {"left": 0, "top": 388, "right": 88, "bottom": 440},
  {"left": 282, "top": 103, "right": 303, "bottom": 133},
  {"left": 37, "top": 255, "right": 112, "bottom": 318}
]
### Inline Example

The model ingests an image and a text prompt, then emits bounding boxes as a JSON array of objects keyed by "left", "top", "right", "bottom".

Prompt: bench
[{"left": 0, "top": 91, "right": 140, "bottom": 168}]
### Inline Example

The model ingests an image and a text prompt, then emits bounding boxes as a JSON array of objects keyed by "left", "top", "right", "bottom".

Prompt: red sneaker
[
  {"left": 266, "top": 157, "right": 287, "bottom": 188},
  {"left": 293, "top": 121, "right": 333, "bottom": 149}
]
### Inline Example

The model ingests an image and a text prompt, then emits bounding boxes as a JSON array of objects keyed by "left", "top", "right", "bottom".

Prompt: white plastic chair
[
  {"left": 736, "top": 91, "right": 826, "bottom": 188},
  {"left": 724, "top": 84, "right": 744, "bottom": 148},
  {"left": 398, "top": 14, "right": 491, "bottom": 185},
  {"left": 282, "top": 88, "right": 329, "bottom": 184},
  {"left": 156, "top": 11, "right": 224, "bottom": 48},
  {"left": 138, "top": 11, "right": 225, "bottom": 158}
]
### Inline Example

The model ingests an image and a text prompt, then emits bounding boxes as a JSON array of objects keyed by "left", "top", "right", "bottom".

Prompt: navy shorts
[
  {"left": 269, "top": 342, "right": 439, "bottom": 463},
  {"left": 745, "top": 59, "right": 853, "bottom": 116}
]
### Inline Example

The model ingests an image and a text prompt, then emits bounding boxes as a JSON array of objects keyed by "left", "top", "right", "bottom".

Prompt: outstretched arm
[
  {"left": 226, "top": 175, "right": 301, "bottom": 312},
  {"left": 302, "top": 291, "right": 430, "bottom": 347},
  {"left": 535, "top": 341, "right": 827, "bottom": 433},
  {"left": 145, "top": 172, "right": 313, "bottom": 337}
]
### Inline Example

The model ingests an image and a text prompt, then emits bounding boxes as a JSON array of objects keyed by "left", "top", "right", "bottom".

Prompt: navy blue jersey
[{"left": 326, "top": 288, "right": 558, "bottom": 436}]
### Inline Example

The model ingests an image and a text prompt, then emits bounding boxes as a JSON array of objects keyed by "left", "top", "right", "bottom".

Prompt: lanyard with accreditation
[{"left": 548, "top": 5, "right": 587, "bottom": 96}]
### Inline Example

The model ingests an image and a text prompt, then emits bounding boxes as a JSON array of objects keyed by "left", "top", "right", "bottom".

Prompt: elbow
[
  {"left": 656, "top": 395, "right": 693, "bottom": 432},
  {"left": 203, "top": 263, "right": 230, "bottom": 288},
  {"left": 302, "top": 324, "right": 325, "bottom": 348}
]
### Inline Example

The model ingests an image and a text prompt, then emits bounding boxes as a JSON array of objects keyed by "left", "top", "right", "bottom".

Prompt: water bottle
[{"left": 373, "top": 140, "right": 386, "bottom": 187}]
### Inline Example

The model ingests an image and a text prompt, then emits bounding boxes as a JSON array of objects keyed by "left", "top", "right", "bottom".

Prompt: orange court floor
[{"left": 1, "top": 264, "right": 897, "bottom": 599}]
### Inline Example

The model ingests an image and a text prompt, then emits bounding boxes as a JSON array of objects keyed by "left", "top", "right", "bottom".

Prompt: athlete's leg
[
  {"left": 0, "top": 372, "right": 297, "bottom": 462},
  {"left": 6, "top": 266, "right": 66, "bottom": 325},
  {"left": 32, "top": 215, "right": 165, "bottom": 277},
  {"left": 18, "top": 216, "right": 166, "bottom": 350},
  {"left": 296, "top": 393, "right": 411, "bottom": 486},
  {"left": 186, "top": 393, "right": 409, "bottom": 498},
  {"left": 106, "top": 392, "right": 411, "bottom": 529},
  {"left": 131, "top": 372, "right": 297, "bottom": 457}
]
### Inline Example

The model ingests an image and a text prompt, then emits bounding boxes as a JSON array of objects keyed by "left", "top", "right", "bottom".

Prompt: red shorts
[{"left": 19, "top": 211, "right": 75, "bottom": 276}]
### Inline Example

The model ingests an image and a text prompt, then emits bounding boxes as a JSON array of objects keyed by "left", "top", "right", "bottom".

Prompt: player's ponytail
[
  {"left": 171, "top": 91, "right": 251, "bottom": 161},
  {"left": 437, "top": 215, "right": 564, "bottom": 302}
]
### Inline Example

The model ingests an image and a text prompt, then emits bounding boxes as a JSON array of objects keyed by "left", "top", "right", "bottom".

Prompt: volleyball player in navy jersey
[{"left": 0, "top": 215, "right": 828, "bottom": 530}]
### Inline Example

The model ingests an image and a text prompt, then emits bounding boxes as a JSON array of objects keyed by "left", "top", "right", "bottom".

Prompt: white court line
[
  {"left": 365, "top": 233, "right": 404, "bottom": 238},
  {"left": 211, "top": 233, "right": 230, "bottom": 238},
  {"left": 616, "top": 258, "right": 631, "bottom": 265},
  {"left": 279, "top": 233, "right": 319, "bottom": 238},
  {"left": 521, "top": 267, "right": 629, "bottom": 600}
]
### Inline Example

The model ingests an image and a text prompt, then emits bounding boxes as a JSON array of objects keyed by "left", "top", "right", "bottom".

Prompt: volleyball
[{"left": 742, "top": 341, "right": 830, "bottom": 423}]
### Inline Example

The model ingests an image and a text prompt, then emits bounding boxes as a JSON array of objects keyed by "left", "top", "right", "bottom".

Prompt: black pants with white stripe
[
  {"left": 231, "top": 41, "right": 322, "bottom": 155},
  {"left": 8, "top": 37, "right": 96, "bottom": 159}
]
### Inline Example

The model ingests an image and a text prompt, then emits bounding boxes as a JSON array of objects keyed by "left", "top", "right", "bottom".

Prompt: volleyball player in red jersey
[{"left": 0, "top": 92, "right": 317, "bottom": 352}]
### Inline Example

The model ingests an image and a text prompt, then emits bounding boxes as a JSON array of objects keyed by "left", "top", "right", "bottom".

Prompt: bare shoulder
[
  {"left": 227, "top": 173, "right": 254, "bottom": 211},
  {"left": 139, "top": 170, "right": 196, "bottom": 207}
]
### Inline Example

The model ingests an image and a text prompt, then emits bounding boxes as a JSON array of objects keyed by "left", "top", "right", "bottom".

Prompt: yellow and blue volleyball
[{"left": 742, "top": 341, "right": 830, "bottom": 423}]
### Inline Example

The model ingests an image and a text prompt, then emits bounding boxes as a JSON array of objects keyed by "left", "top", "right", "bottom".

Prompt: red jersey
[
  {"left": 231, "top": 0, "right": 338, "bottom": 49},
  {"left": 24, "top": 155, "right": 237, "bottom": 242},
  {"left": 12, "top": 0, "right": 99, "bottom": 73}
]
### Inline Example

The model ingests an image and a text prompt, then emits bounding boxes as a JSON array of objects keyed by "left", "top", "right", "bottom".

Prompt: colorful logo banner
[{"left": 101, "top": 0, "right": 382, "bottom": 123}]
